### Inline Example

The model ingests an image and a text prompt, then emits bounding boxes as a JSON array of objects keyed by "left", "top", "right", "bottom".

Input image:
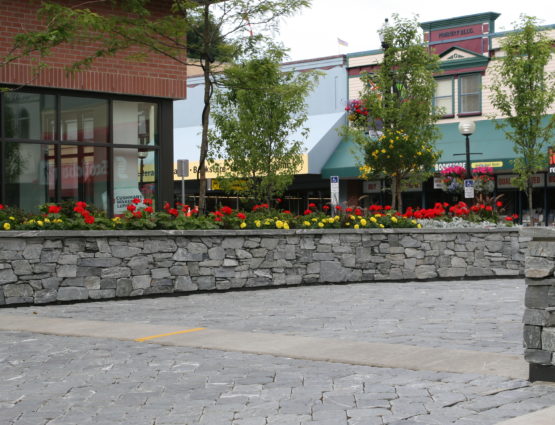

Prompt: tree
[
  {"left": 209, "top": 46, "right": 318, "bottom": 204},
  {"left": 16, "top": 0, "right": 311, "bottom": 212},
  {"left": 489, "top": 16, "right": 555, "bottom": 217},
  {"left": 343, "top": 15, "right": 442, "bottom": 211}
]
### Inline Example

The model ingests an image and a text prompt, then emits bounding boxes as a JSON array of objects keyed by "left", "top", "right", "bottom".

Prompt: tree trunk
[
  {"left": 527, "top": 181, "right": 534, "bottom": 225},
  {"left": 395, "top": 174, "right": 403, "bottom": 213}
]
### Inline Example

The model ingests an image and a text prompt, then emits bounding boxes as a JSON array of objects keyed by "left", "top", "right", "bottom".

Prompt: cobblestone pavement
[
  {"left": 13, "top": 279, "right": 524, "bottom": 354},
  {"left": 3, "top": 278, "right": 555, "bottom": 425}
]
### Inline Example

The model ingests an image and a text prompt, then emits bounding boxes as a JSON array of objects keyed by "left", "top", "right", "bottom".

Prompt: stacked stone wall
[
  {"left": 0, "top": 228, "right": 525, "bottom": 306},
  {"left": 522, "top": 228, "right": 555, "bottom": 380}
]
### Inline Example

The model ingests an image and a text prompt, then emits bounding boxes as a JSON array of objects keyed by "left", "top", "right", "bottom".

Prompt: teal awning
[
  {"left": 321, "top": 137, "right": 364, "bottom": 179},
  {"left": 321, "top": 119, "right": 525, "bottom": 179}
]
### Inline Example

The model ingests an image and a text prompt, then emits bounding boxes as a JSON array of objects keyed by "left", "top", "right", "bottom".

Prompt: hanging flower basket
[
  {"left": 472, "top": 166, "right": 495, "bottom": 194},
  {"left": 439, "top": 166, "right": 466, "bottom": 194}
]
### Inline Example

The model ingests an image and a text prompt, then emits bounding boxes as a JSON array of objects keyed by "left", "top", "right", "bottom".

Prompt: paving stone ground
[{"left": 2, "top": 278, "right": 555, "bottom": 425}]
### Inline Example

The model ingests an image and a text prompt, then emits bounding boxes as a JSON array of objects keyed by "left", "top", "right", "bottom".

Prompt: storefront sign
[
  {"left": 114, "top": 188, "right": 143, "bottom": 214},
  {"left": 404, "top": 181, "right": 422, "bottom": 192},
  {"left": 435, "top": 161, "right": 504, "bottom": 172},
  {"left": 330, "top": 176, "right": 339, "bottom": 208},
  {"left": 362, "top": 180, "right": 381, "bottom": 194},
  {"left": 433, "top": 177, "right": 443, "bottom": 189},
  {"left": 464, "top": 179, "right": 474, "bottom": 198},
  {"left": 497, "top": 173, "right": 545, "bottom": 189}
]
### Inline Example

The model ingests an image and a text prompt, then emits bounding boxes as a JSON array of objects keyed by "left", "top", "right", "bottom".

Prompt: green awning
[
  {"left": 321, "top": 137, "right": 364, "bottom": 179},
  {"left": 321, "top": 119, "right": 523, "bottom": 179}
]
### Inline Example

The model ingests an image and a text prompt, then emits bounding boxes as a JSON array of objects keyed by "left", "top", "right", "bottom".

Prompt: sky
[{"left": 277, "top": 0, "right": 555, "bottom": 61}]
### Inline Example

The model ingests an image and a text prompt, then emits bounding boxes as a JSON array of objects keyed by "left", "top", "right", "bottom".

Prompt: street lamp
[
  {"left": 458, "top": 121, "right": 476, "bottom": 180},
  {"left": 138, "top": 149, "right": 148, "bottom": 189}
]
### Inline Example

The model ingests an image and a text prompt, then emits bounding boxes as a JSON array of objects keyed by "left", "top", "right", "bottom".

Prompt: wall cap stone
[{"left": 0, "top": 227, "right": 521, "bottom": 239}]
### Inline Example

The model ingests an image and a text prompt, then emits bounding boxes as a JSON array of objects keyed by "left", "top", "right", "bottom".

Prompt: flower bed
[{"left": 0, "top": 199, "right": 515, "bottom": 232}]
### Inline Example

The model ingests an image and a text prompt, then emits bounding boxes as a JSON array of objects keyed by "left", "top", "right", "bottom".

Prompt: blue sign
[
  {"left": 464, "top": 179, "right": 474, "bottom": 187},
  {"left": 330, "top": 176, "right": 339, "bottom": 183}
]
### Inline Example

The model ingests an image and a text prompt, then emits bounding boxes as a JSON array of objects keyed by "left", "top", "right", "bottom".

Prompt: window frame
[
  {"left": 433, "top": 76, "right": 455, "bottom": 119},
  {"left": 458, "top": 72, "right": 482, "bottom": 117}
]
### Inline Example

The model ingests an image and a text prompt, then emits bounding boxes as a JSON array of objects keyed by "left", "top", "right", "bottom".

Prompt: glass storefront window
[
  {"left": 60, "top": 145, "right": 109, "bottom": 211},
  {"left": 113, "top": 148, "right": 157, "bottom": 214},
  {"left": 113, "top": 101, "right": 158, "bottom": 146},
  {"left": 434, "top": 78, "right": 453, "bottom": 116},
  {"left": 61, "top": 96, "right": 108, "bottom": 143},
  {"left": 3, "top": 92, "right": 56, "bottom": 140},
  {"left": 5, "top": 143, "right": 56, "bottom": 211}
]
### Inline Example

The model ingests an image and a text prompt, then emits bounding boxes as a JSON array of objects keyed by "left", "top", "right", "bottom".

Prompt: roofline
[{"left": 420, "top": 12, "right": 501, "bottom": 32}]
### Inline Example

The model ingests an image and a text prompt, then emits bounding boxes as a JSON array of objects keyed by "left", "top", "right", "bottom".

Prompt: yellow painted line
[{"left": 135, "top": 328, "right": 205, "bottom": 342}]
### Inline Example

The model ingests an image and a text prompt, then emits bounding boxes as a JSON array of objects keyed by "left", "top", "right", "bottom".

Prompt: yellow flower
[
  {"left": 264, "top": 220, "right": 271, "bottom": 226},
  {"left": 3, "top": 222, "right": 11, "bottom": 230},
  {"left": 240, "top": 222, "right": 247, "bottom": 229},
  {"left": 370, "top": 216, "right": 377, "bottom": 223},
  {"left": 28, "top": 219, "right": 36, "bottom": 224},
  {"left": 354, "top": 224, "right": 360, "bottom": 229},
  {"left": 37, "top": 220, "right": 44, "bottom": 227},
  {"left": 360, "top": 219, "right": 367, "bottom": 226},
  {"left": 391, "top": 216, "right": 398, "bottom": 223},
  {"left": 275, "top": 220, "right": 284, "bottom": 229},
  {"left": 318, "top": 222, "right": 324, "bottom": 228},
  {"left": 379, "top": 224, "right": 385, "bottom": 228},
  {"left": 9, "top": 216, "right": 15, "bottom": 220},
  {"left": 334, "top": 215, "right": 340, "bottom": 222},
  {"left": 411, "top": 220, "right": 417, "bottom": 224},
  {"left": 345, "top": 222, "right": 351, "bottom": 226},
  {"left": 283, "top": 222, "right": 290, "bottom": 230},
  {"left": 303, "top": 221, "right": 311, "bottom": 226},
  {"left": 44, "top": 218, "right": 51, "bottom": 223},
  {"left": 417, "top": 151, "right": 422, "bottom": 156},
  {"left": 375, "top": 213, "right": 381, "bottom": 217},
  {"left": 54, "top": 219, "right": 63, "bottom": 223},
  {"left": 255, "top": 220, "right": 261, "bottom": 228},
  {"left": 312, "top": 218, "right": 318, "bottom": 222},
  {"left": 350, "top": 215, "right": 355, "bottom": 220},
  {"left": 381, "top": 149, "right": 386, "bottom": 154},
  {"left": 417, "top": 224, "right": 422, "bottom": 228}
]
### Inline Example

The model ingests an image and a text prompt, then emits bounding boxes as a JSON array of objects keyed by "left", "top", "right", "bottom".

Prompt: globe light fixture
[{"left": 458, "top": 121, "right": 476, "bottom": 180}]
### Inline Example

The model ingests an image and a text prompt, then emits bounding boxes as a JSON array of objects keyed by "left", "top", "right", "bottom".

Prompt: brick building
[{"left": 0, "top": 0, "right": 186, "bottom": 214}]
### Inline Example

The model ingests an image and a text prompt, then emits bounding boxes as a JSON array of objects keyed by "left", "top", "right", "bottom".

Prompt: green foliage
[
  {"left": 489, "top": 16, "right": 555, "bottom": 212},
  {"left": 342, "top": 15, "right": 442, "bottom": 210},
  {"left": 209, "top": 45, "right": 318, "bottom": 203}
]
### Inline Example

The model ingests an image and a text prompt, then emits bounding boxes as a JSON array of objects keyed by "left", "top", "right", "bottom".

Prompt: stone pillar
[{"left": 522, "top": 228, "right": 555, "bottom": 382}]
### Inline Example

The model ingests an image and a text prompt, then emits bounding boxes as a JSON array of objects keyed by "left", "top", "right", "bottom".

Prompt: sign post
[
  {"left": 176, "top": 159, "right": 189, "bottom": 205},
  {"left": 330, "top": 176, "right": 339, "bottom": 214},
  {"left": 464, "top": 179, "right": 474, "bottom": 199}
]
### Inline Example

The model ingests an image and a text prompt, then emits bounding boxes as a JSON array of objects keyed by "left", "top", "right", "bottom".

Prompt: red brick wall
[{"left": 0, "top": 0, "right": 186, "bottom": 99}]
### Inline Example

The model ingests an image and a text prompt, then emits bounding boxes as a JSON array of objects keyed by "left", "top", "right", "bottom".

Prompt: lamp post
[
  {"left": 138, "top": 150, "right": 148, "bottom": 192},
  {"left": 458, "top": 121, "right": 476, "bottom": 180},
  {"left": 379, "top": 18, "right": 389, "bottom": 49}
]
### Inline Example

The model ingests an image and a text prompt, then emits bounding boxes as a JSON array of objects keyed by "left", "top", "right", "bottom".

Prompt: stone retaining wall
[
  {"left": 0, "top": 228, "right": 525, "bottom": 306},
  {"left": 522, "top": 228, "right": 555, "bottom": 382}
]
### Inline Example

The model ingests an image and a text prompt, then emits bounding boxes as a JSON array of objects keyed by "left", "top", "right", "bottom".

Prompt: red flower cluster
[
  {"left": 345, "top": 99, "right": 369, "bottom": 116},
  {"left": 73, "top": 202, "right": 95, "bottom": 224},
  {"left": 237, "top": 212, "right": 246, "bottom": 220},
  {"left": 252, "top": 203, "right": 269, "bottom": 211},
  {"left": 220, "top": 206, "right": 233, "bottom": 215},
  {"left": 0, "top": 204, "right": 4, "bottom": 210},
  {"left": 505, "top": 214, "right": 519, "bottom": 221},
  {"left": 48, "top": 205, "right": 62, "bottom": 214}
]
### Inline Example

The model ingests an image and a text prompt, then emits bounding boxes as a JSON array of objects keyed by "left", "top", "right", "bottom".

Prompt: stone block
[
  {"left": 42, "top": 277, "right": 61, "bottom": 289},
  {"left": 260, "top": 238, "right": 279, "bottom": 250},
  {"left": 0, "top": 239, "right": 26, "bottom": 251},
  {"left": 3, "top": 283, "right": 33, "bottom": 298},
  {"left": 169, "top": 265, "right": 189, "bottom": 275},
  {"left": 40, "top": 250, "right": 61, "bottom": 263},
  {"left": 57, "top": 287, "right": 89, "bottom": 301},
  {"left": 78, "top": 257, "right": 121, "bottom": 267},
  {"left": 142, "top": 239, "right": 177, "bottom": 253},
  {"left": 320, "top": 261, "right": 347, "bottom": 283},
  {"left": 101, "top": 267, "right": 131, "bottom": 279},
  {"left": 116, "top": 278, "right": 133, "bottom": 297},
  {"left": 0, "top": 268, "right": 18, "bottom": 284},
  {"left": 58, "top": 254, "right": 78, "bottom": 265},
  {"left": 403, "top": 258, "right": 417, "bottom": 271},
  {"left": 541, "top": 328, "right": 555, "bottom": 352},
  {"left": 525, "top": 349, "right": 553, "bottom": 365},
  {"left": 300, "top": 238, "right": 316, "bottom": 250},
  {"left": 89, "top": 289, "right": 116, "bottom": 300},
  {"left": 208, "top": 246, "right": 225, "bottom": 260},
  {"left": 405, "top": 248, "right": 424, "bottom": 259},
  {"left": 451, "top": 257, "right": 467, "bottom": 268},
  {"left": 22, "top": 244, "right": 42, "bottom": 260},
  {"left": 400, "top": 236, "right": 420, "bottom": 248},
  {"left": 100, "top": 278, "right": 117, "bottom": 289},
  {"left": 152, "top": 278, "right": 172, "bottom": 287},
  {"left": 466, "top": 267, "right": 493, "bottom": 277},
  {"left": 175, "top": 276, "right": 197, "bottom": 291},
  {"left": 320, "top": 234, "right": 340, "bottom": 245},
  {"left": 56, "top": 265, "right": 77, "bottom": 278},
  {"left": 523, "top": 308, "right": 555, "bottom": 326},
  {"left": 438, "top": 267, "right": 466, "bottom": 278},
  {"left": 524, "top": 325, "right": 542, "bottom": 349},
  {"left": 196, "top": 276, "right": 216, "bottom": 290},
  {"left": 221, "top": 238, "right": 244, "bottom": 249},
  {"left": 35, "top": 289, "right": 58, "bottom": 304},
  {"left": 76, "top": 266, "right": 101, "bottom": 277},
  {"left": 528, "top": 241, "right": 555, "bottom": 258},
  {"left": 173, "top": 248, "right": 203, "bottom": 261},
  {"left": 525, "top": 256, "right": 555, "bottom": 278},
  {"left": 111, "top": 246, "right": 142, "bottom": 258},
  {"left": 132, "top": 275, "right": 151, "bottom": 290},
  {"left": 493, "top": 268, "right": 520, "bottom": 276},
  {"left": 84, "top": 276, "right": 101, "bottom": 290},
  {"left": 236, "top": 249, "right": 253, "bottom": 259},
  {"left": 525, "top": 286, "right": 551, "bottom": 308},
  {"left": 151, "top": 268, "right": 171, "bottom": 279}
]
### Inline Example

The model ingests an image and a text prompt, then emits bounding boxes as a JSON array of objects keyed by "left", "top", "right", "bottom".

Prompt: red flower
[
  {"left": 164, "top": 202, "right": 170, "bottom": 210},
  {"left": 308, "top": 203, "right": 316, "bottom": 208},
  {"left": 220, "top": 206, "right": 233, "bottom": 215},
  {"left": 345, "top": 207, "right": 353, "bottom": 213},
  {"left": 384, "top": 205, "right": 392, "bottom": 210},
  {"left": 512, "top": 213, "right": 519, "bottom": 219},
  {"left": 213, "top": 211, "right": 223, "bottom": 217},
  {"left": 182, "top": 205, "right": 190, "bottom": 212},
  {"left": 505, "top": 216, "right": 513, "bottom": 221},
  {"left": 214, "top": 217, "right": 222, "bottom": 222},
  {"left": 237, "top": 212, "right": 246, "bottom": 220},
  {"left": 127, "top": 204, "right": 136, "bottom": 212},
  {"left": 282, "top": 210, "right": 292, "bottom": 214},
  {"left": 74, "top": 206, "right": 86, "bottom": 215},
  {"left": 133, "top": 211, "right": 143, "bottom": 218},
  {"left": 485, "top": 206, "right": 493, "bottom": 212},
  {"left": 144, "top": 206, "right": 154, "bottom": 214},
  {"left": 75, "top": 201, "right": 87, "bottom": 209},
  {"left": 354, "top": 208, "right": 362, "bottom": 216},
  {"left": 84, "top": 215, "right": 95, "bottom": 224},
  {"left": 322, "top": 205, "right": 330, "bottom": 211},
  {"left": 304, "top": 209, "right": 312, "bottom": 215},
  {"left": 143, "top": 198, "right": 153, "bottom": 206},
  {"left": 496, "top": 201, "right": 503, "bottom": 207},
  {"left": 168, "top": 208, "right": 179, "bottom": 217},
  {"left": 335, "top": 205, "right": 342, "bottom": 211},
  {"left": 276, "top": 198, "right": 282, "bottom": 203},
  {"left": 0, "top": 204, "right": 4, "bottom": 210},
  {"left": 132, "top": 197, "right": 141, "bottom": 204},
  {"left": 48, "top": 205, "right": 62, "bottom": 214}
]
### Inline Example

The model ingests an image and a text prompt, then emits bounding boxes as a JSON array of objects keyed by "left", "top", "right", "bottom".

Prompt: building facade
[
  {"left": 324, "top": 12, "right": 555, "bottom": 223},
  {"left": 173, "top": 55, "right": 348, "bottom": 211},
  {"left": 0, "top": 0, "right": 186, "bottom": 214}
]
